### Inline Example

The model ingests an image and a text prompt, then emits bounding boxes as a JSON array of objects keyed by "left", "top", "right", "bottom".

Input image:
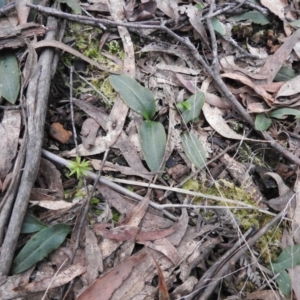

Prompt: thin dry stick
[
  {"left": 69, "top": 66, "right": 79, "bottom": 153},
  {"left": 41, "top": 149, "right": 293, "bottom": 220},
  {"left": 41, "top": 258, "right": 68, "bottom": 300}
]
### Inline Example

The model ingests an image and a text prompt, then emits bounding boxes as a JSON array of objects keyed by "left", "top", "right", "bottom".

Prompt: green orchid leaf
[
  {"left": 269, "top": 245, "right": 300, "bottom": 274},
  {"left": 211, "top": 17, "right": 226, "bottom": 35},
  {"left": 176, "top": 92, "right": 205, "bottom": 124},
  {"left": 0, "top": 51, "right": 20, "bottom": 104},
  {"left": 56, "top": 0, "right": 81, "bottom": 14},
  {"left": 274, "top": 66, "right": 296, "bottom": 82},
  {"left": 269, "top": 108, "right": 300, "bottom": 119},
  {"left": 12, "top": 224, "right": 71, "bottom": 274},
  {"left": 255, "top": 113, "right": 272, "bottom": 131},
  {"left": 21, "top": 213, "right": 48, "bottom": 233},
  {"left": 109, "top": 74, "right": 156, "bottom": 120},
  {"left": 274, "top": 270, "right": 292, "bottom": 296},
  {"left": 181, "top": 132, "right": 207, "bottom": 169},
  {"left": 139, "top": 120, "right": 166, "bottom": 172},
  {"left": 289, "top": 19, "right": 300, "bottom": 28},
  {"left": 228, "top": 10, "right": 269, "bottom": 25}
]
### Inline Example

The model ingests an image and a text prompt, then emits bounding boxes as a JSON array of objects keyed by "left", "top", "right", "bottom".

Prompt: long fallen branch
[{"left": 41, "top": 149, "right": 288, "bottom": 220}]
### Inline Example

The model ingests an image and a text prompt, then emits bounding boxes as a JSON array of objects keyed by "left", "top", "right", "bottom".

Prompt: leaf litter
[{"left": 2, "top": 0, "right": 300, "bottom": 299}]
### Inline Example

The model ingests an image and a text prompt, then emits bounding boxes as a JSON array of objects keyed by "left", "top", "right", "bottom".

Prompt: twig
[
  {"left": 0, "top": 15, "right": 57, "bottom": 276},
  {"left": 41, "top": 149, "right": 292, "bottom": 219},
  {"left": 41, "top": 149, "right": 178, "bottom": 221},
  {"left": 69, "top": 66, "right": 79, "bottom": 153}
]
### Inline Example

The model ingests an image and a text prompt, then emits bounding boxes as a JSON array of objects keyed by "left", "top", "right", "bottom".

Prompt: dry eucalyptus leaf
[{"left": 0, "top": 110, "right": 21, "bottom": 180}]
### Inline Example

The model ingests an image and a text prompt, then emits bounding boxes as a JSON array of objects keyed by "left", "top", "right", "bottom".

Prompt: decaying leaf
[
  {"left": 0, "top": 110, "right": 21, "bottom": 180},
  {"left": 202, "top": 103, "right": 259, "bottom": 141}
]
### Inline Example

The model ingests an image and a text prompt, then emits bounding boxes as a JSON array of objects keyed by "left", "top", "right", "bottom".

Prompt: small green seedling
[{"left": 67, "top": 156, "right": 92, "bottom": 179}]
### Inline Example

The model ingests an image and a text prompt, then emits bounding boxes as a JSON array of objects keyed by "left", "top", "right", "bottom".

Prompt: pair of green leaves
[
  {"left": 269, "top": 244, "right": 300, "bottom": 296},
  {"left": 255, "top": 108, "right": 300, "bottom": 131},
  {"left": 11, "top": 214, "right": 71, "bottom": 274},
  {"left": 109, "top": 75, "right": 165, "bottom": 173},
  {"left": 109, "top": 75, "right": 207, "bottom": 172}
]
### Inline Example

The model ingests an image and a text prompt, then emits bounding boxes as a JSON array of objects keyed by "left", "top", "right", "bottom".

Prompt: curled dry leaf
[
  {"left": 221, "top": 73, "right": 274, "bottom": 105},
  {"left": 258, "top": 29, "right": 300, "bottom": 83},
  {"left": 202, "top": 103, "right": 258, "bottom": 141},
  {"left": 156, "top": 0, "right": 179, "bottom": 21},
  {"left": 29, "top": 200, "right": 75, "bottom": 210},
  {"left": 185, "top": 4, "right": 209, "bottom": 47},
  {"left": 276, "top": 75, "right": 300, "bottom": 99},
  {"left": 264, "top": 172, "right": 290, "bottom": 195},
  {"left": 81, "top": 118, "right": 100, "bottom": 149}
]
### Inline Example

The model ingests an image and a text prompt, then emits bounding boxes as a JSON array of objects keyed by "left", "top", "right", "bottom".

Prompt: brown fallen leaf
[
  {"left": 221, "top": 73, "right": 274, "bottom": 105},
  {"left": 13, "top": 261, "right": 86, "bottom": 293},
  {"left": 77, "top": 252, "right": 148, "bottom": 300},
  {"left": 85, "top": 226, "right": 103, "bottom": 285},
  {"left": 90, "top": 159, "right": 152, "bottom": 180},
  {"left": 93, "top": 221, "right": 180, "bottom": 242},
  {"left": 264, "top": 189, "right": 295, "bottom": 211},
  {"left": 258, "top": 29, "right": 300, "bottom": 83},
  {"left": 143, "top": 239, "right": 180, "bottom": 265},
  {"left": 153, "top": 256, "right": 170, "bottom": 300},
  {"left": 29, "top": 200, "right": 76, "bottom": 210},
  {"left": 80, "top": 118, "right": 100, "bottom": 149},
  {"left": 49, "top": 122, "right": 72, "bottom": 144}
]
